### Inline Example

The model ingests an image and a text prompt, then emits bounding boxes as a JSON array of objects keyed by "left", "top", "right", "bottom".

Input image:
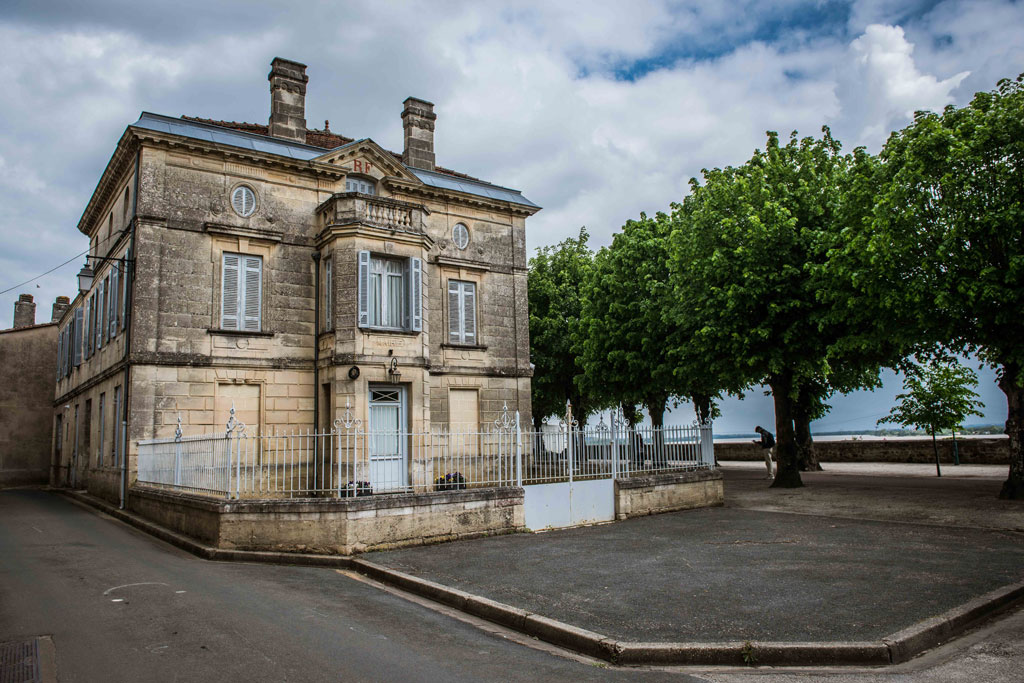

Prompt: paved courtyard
[{"left": 367, "top": 463, "right": 1024, "bottom": 644}]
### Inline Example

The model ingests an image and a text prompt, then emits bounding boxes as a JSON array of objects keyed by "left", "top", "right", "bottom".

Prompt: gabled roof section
[
  {"left": 312, "top": 138, "right": 417, "bottom": 181},
  {"left": 129, "top": 112, "right": 540, "bottom": 210}
]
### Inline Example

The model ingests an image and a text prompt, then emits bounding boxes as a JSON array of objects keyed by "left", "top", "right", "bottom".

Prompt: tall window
[
  {"left": 447, "top": 280, "right": 477, "bottom": 344},
  {"left": 221, "top": 253, "right": 263, "bottom": 331},
  {"left": 370, "top": 257, "right": 405, "bottom": 328},
  {"left": 322, "top": 256, "right": 332, "bottom": 331},
  {"left": 357, "top": 251, "right": 422, "bottom": 331},
  {"left": 113, "top": 385, "right": 122, "bottom": 468},
  {"left": 97, "top": 393, "right": 105, "bottom": 468}
]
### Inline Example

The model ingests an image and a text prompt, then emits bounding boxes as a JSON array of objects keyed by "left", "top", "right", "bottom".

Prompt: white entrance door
[{"left": 368, "top": 385, "right": 408, "bottom": 492}]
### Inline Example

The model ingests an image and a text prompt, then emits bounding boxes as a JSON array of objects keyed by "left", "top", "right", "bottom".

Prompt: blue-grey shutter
[
  {"left": 242, "top": 255, "right": 262, "bottom": 332},
  {"left": 221, "top": 253, "right": 240, "bottom": 330},
  {"left": 324, "top": 256, "right": 332, "bottom": 331},
  {"left": 121, "top": 248, "right": 131, "bottom": 331},
  {"left": 109, "top": 266, "right": 119, "bottom": 337},
  {"left": 84, "top": 296, "right": 92, "bottom": 358},
  {"left": 73, "top": 308, "right": 83, "bottom": 366},
  {"left": 447, "top": 280, "right": 461, "bottom": 343},
  {"left": 57, "top": 328, "right": 64, "bottom": 380},
  {"left": 409, "top": 257, "right": 422, "bottom": 332},
  {"left": 96, "top": 281, "right": 105, "bottom": 349},
  {"left": 357, "top": 250, "right": 370, "bottom": 328},
  {"left": 463, "top": 281, "right": 476, "bottom": 343}
]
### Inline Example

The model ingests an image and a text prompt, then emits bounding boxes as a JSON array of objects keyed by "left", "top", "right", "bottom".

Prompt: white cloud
[{"left": 839, "top": 23, "right": 968, "bottom": 148}]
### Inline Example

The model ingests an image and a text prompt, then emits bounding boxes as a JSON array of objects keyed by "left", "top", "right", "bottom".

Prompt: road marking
[
  {"left": 111, "top": 598, "right": 124, "bottom": 602},
  {"left": 103, "top": 582, "right": 169, "bottom": 595}
]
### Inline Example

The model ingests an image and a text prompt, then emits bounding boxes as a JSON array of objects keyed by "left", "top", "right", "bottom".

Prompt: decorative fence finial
[
  {"left": 333, "top": 398, "right": 362, "bottom": 431},
  {"left": 175, "top": 413, "right": 183, "bottom": 440},
  {"left": 225, "top": 402, "right": 246, "bottom": 437},
  {"left": 494, "top": 401, "right": 515, "bottom": 431},
  {"left": 558, "top": 399, "right": 579, "bottom": 432}
]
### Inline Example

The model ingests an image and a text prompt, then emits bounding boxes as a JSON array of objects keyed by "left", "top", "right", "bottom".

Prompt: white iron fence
[{"left": 137, "top": 403, "right": 714, "bottom": 499}]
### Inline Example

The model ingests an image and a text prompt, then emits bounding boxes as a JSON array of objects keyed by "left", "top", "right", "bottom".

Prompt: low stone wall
[
  {"left": 715, "top": 437, "right": 1009, "bottom": 465},
  {"left": 129, "top": 485, "right": 525, "bottom": 555},
  {"left": 615, "top": 469, "right": 723, "bottom": 520}
]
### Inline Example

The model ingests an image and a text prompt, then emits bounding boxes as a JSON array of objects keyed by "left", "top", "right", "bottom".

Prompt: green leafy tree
[
  {"left": 879, "top": 361, "right": 984, "bottom": 476},
  {"left": 576, "top": 213, "right": 720, "bottom": 430},
  {"left": 528, "top": 227, "right": 594, "bottom": 426},
  {"left": 862, "top": 75, "right": 1024, "bottom": 498},
  {"left": 668, "top": 129, "right": 880, "bottom": 487}
]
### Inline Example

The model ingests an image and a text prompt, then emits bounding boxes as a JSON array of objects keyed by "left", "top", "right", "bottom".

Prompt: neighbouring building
[
  {"left": 52, "top": 57, "right": 540, "bottom": 503},
  {"left": 1, "top": 294, "right": 66, "bottom": 487}
]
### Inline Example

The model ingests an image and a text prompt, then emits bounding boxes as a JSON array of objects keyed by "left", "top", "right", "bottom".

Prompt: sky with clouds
[{"left": 1, "top": 0, "right": 1021, "bottom": 433}]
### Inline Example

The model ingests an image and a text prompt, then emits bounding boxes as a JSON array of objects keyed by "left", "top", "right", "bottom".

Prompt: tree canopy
[
  {"left": 667, "top": 129, "right": 881, "bottom": 487},
  {"left": 859, "top": 74, "right": 1024, "bottom": 498},
  {"left": 527, "top": 227, "right": 594, "bottom": 426}
]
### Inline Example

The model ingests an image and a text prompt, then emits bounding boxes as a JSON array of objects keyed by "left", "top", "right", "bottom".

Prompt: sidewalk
[{"left": 361, "top": 465, "right": 1024, "bottom": 664}]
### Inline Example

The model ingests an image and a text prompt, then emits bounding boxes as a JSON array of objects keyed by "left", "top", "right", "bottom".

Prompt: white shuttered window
[
  {"left": 447, "top": 280, "right": 476, "bottom": 344},
  {"left": 221, "top": 253, "right": 263, "bottom": 331}
]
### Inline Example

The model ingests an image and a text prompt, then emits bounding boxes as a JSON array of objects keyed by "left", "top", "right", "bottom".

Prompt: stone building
[
  {"left": 52, "top": 58, "right": 539, "bottom": 503},
  {"left": 1, "top": 295, "right": 66, "bottom": 487}
]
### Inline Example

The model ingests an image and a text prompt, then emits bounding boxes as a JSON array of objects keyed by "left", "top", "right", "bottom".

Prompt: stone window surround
[
  {"left": 440, "top": 264, "right": 483, "bottom": 347},
  {"left": 209, "top": 234, "right": 276, "bottom": 336}
]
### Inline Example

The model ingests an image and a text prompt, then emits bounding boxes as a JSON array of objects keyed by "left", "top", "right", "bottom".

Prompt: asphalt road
[{"left": 0, "top": 489, "right": 689, "bottom": 683}]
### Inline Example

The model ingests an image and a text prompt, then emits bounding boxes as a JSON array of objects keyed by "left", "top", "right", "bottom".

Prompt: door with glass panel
[{"left": 368, "top": 386, "right": 408, "bottom": 492}]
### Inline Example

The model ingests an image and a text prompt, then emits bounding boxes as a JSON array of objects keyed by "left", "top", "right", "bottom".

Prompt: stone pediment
[{"left": 312, "top": 139, "right": 418, "bottom": 182}]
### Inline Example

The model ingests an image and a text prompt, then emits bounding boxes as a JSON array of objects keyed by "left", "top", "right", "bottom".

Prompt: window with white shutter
[
  {"left": 322, "top": 256, "right": 332, "bottom": 331},
  {"left": 97, "top": 278, "right": 106, "bottom": 349},
  {"left": 358, "top": 252, "right": 423, "bottom": 332},
  {"left": 231, "top": 186, "right": 257, "bottom": 217},
  {"left": 109, "top": 266, "right": 119, "bottom": 338},
  {"left": 120, "top": 247, "right": 131, "bottom": 331},
  {"left": 447, "top": 280, "right": 477, "bottom": 344},
  {"left": 73, "top": 308, "right": 83, "bottom": 366},
  {"left": 221, "top": 252, "right": 262, "bottom": 331}
]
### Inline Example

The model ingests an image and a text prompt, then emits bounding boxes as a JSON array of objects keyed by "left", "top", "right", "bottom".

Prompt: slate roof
[{"left": 128, "top": 113, "right": 538, "bottom": 209}]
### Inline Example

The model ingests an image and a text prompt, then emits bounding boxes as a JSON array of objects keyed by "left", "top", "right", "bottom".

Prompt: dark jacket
[{"left": 759, "top": 430, "right": 775, "bottom": 449}]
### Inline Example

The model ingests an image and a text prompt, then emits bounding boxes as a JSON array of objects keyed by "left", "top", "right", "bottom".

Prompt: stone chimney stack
[
  {"left": 267, "top": 57, "right": 308, "bottom": 143},
  {"left": 51, "top": 296, "right": 71, "bottom": 323},
  {"left": 13, "top": 293, "right": 36, "bottom": 328},
  {"left": 402, "top": 97, "right": 436, "bottom": 171}
]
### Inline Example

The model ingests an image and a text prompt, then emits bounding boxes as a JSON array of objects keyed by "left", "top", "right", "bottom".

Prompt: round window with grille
[
  {"left": 231, "top": 185, "right": 257, "bottom": 217},
  {"left": 452, "top": 223, "right": 469, "bottom": 250}
]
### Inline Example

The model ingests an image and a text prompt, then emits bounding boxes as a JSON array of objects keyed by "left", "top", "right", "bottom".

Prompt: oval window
[
  {"left": 231, "top": 185, "right": 257, "bottom": 217},
  {"left": 452, "top": 223, "right": 469, "bottom": 250}
]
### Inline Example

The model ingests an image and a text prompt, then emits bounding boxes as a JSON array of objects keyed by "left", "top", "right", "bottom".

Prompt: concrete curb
[
  {"left": 59, "top": 488, "right": 1024, "bottom": 668},
  {"left": 352, "top": 557, "right": 1024, "bottom": 667}
]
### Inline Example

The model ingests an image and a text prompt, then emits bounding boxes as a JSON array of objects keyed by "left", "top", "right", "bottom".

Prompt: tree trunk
[
  {"left": 998, "top": 365, "right": 1024, "bottom": 500},
  {"left": 692, "top": 393, "right": 713, "bottom": 424},
  {"left": 931, "top": 427, "right": 942, "bottom": 477},
  {"left": 768, "top": 372, "right": 803, "bottom": 488},
  {"left": 645, "top": 394, "right": 668, "bottom": 468},
  {"left": 793, "top": 390, "right": 823, "bottom": 472},
  {"left": 622, "top": 404, "right": 643, "bottom": 471}
]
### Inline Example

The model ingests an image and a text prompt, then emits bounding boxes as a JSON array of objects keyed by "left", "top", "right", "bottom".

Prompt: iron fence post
[
  {"left": 515, "top": 410, "right": 523, "bottom": 487},
  {"left": 174, "top": 414, "right": 183, "bottom": 487}
]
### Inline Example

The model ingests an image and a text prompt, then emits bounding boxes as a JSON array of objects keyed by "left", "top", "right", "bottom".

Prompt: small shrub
[
  {"left": 340, "top": 481, "right": 372, "bottom": 497},
  {"left": 435, "top": 472, "right": 467, "bottom": 491}
]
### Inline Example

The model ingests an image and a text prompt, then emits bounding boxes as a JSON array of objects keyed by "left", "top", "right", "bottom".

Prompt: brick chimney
[
  {"left": 52, "top": 296, "right": 71, "bottom": 323},
  {"left": 13, "top": 293, "right": 36, "bottom": 328},
  {"left": 267, "top": 58, "right": 308, "bottom": 143},
  {"left": 402, "top": 97, "right": 436, "bottom": 171}
]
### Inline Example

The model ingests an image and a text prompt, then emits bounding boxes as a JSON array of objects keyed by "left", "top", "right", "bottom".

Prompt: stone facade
[
  {"left": 1, "top": 296, "right": 61, "bottom": 487},
  {"left": 52, "top": 58, "right": 539, "bottom": 504}
]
